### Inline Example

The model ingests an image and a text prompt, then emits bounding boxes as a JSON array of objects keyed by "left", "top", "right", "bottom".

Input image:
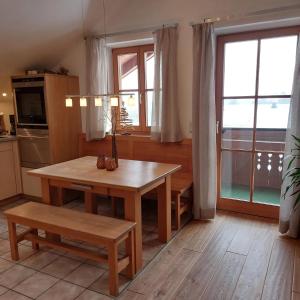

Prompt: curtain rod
[
  {"left": 84, "top": 22, "right": 178, "bottom": 40},
  {"left": 189, "top": 3, "right": 300, "bottom": 26}
]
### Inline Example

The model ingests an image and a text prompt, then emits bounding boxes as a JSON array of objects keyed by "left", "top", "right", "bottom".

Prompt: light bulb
[
  {"left": 110, "top": 96, "right": 119, "bottom": 107},
  {"left": 65, "top": 98, "right": 73, "bottom": 107},
  {"left": 95, "top": 97, "right": 102, "bottom": 107},
  {"left": 127, "top": 95, "right": 135, "bottom": 107},
  {"left": 2, "top": 93, "right": 7, "bottom": 97},
  {"left": 80, "top": 97, "right": 87, "bottom": 107}
]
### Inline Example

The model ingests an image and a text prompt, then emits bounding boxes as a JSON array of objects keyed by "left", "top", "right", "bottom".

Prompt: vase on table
[{"left": 112, "top": 133, "right": 118, "bottom": 168}]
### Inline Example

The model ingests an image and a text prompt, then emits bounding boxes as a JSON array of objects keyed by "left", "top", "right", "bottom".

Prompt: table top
[{"left": 28, "top": 156, "right": 181, "bottom": 191}]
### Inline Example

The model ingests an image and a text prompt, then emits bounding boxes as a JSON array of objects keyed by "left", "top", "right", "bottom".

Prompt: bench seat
[
  {"left": 4, "top": 202, "right": 136, "bottom": 297},
  {"left": 170, "top": 172, "right": 193, "bottom": 229}
]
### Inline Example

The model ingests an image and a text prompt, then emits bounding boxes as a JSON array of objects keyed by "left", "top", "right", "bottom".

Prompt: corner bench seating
[
  {"left": 109, "top": 171, "right": 193, "bottom": 230},
  {"left": 171, "top": 172, "right": 193, "bottom": 229},
  {"left": 4, "top": 202, "right": 136, "bottom": 297},
  {"left": 78, "top": 134, "right": 194, "bottom": 229}
]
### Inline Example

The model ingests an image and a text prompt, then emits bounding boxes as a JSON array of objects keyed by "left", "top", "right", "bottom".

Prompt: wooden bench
[
  {"left": 4, "top": 202, "right": 136, "bottom": 297},
  {"left": 171, "top": 173, "right": 193, "bottom": 229}
]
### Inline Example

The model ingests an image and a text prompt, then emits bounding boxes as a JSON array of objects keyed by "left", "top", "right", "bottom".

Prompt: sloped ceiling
[
  {"left": 0, "top": 0, "right": 299, "bottom": 74},
  {"left": 0, "top": 0, "right": 85, "bottom": 73}
]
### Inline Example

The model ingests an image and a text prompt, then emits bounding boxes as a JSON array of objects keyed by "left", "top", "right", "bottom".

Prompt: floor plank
[
  {"left": 129, "top": 248, "right": 199, "bottom": 297},
  {"left": 227, "top": 219, "right": 257, "bottom": 256},
  {"left": 173, "top": 216, "right": 239, "bottom": 300},
  {"left": 201, "top": 252, "right": 245, "bottom": 300},
  {"left": 231, "top": 223, "right": 276, "bottom": 300},
  {"left": 261, "top": 237, "right": 295, "bottom": 300},
  {"left": 294, "top": 244, "right": 300, "bottom": 293}
]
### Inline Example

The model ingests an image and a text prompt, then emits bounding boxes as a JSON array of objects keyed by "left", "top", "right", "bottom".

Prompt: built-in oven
[
  {"left": 17, "top": 128, "right": 50, "bottom": 168},
  {"left": 12, "top": 77, "right": 47, "bottom": 128}
]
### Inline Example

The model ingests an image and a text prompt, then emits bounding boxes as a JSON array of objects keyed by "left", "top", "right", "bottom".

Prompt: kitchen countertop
[{"left": 0, "top": 135, "right": 17, "bottom": 143}]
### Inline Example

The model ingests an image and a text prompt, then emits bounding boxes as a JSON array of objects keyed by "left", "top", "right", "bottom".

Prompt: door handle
[{"left": 216, "top": 121, "right": 220, "bottom": 135}]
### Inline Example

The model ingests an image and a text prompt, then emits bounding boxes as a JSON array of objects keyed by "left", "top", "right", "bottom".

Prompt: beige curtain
[
  {"left": 85, "top": 37, "right": 113, "bottom": 141},
  {"left": 192, "top": 23, "right": 217, "bottom": 219},
  {"left": 279, "top": 35, "right": 300, "bottom": 238},
  {"left": 151, "top": 26, "right": 183, "bottom": 142}
]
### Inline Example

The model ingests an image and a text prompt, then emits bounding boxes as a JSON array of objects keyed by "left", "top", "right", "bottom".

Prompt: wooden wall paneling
[
  {"left": 45, "top": 74, "right": 81, "bottom": 164},
  {"left": 78, "top": 134, "right": 192, "bottom": 173}
]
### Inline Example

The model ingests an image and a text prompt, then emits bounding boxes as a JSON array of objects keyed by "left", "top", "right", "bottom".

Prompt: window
[
  {"left": 112, "top": 44, "right": 154, "bottom": 132},
  {"left": 222, "top": 34, "right": 297, "bottom": 129}
]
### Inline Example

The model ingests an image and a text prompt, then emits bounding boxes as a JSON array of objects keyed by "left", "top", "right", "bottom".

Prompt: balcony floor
[{"left": 221, "top": 184, "right": 280, "bottom": 205}]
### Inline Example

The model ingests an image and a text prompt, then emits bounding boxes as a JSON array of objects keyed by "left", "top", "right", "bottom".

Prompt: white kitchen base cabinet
[
  {"left": 21, "top": 167, "right": 41, "bottom": 197},
  {"left": 0, "top": 140, "right": 22, "bottom": 200}
]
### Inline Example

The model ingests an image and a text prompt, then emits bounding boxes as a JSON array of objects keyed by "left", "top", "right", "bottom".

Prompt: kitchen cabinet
[{"left": 0, "top": 140, "right": 22, "bottom": 200}]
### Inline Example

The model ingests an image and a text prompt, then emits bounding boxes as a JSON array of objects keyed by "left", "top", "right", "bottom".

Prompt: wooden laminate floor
[
  {"left": 122, "top": 211, "right": 300, "bottom": 300},
  {"left": 0, "top": 198, "right": 298, "bottom": 300}
]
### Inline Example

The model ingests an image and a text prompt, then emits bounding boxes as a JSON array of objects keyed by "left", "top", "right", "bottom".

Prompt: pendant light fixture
[{"left": 65, "top": 0, "right": 135, "bottom": 108}]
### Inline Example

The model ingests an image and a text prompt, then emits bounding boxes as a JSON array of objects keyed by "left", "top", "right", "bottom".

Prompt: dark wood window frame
[
  {"left": 112, "top": 44, "right": 154, "bottom": 134},
  {"left": 216, "top": 25, "right": 300, "bottom": 219}
]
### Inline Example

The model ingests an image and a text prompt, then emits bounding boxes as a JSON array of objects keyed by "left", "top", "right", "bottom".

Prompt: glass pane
[
  {"left": 259, "top": 36, "right": 297, "bottom": 96},
  {"left": 253, "top": 151, "right": 283, "bottom": 205},
  {"left": 222, "top": 99, "right": 254, "bottom": 150},
  {"left": 221, "top": 151, "right": 252, "bottom": 201},
  {"left": 255, "top": 98, "right": 290, "bottom": 152},
  {"left": 120, "top": 92, "right": 139, "bottom": 126},
  {"left": 224, "top": 40, "right": 258, "bottom": 96},
  {"left": 145, "top": 51, "right": 154, "bottom": 89},
  {"left": 118, "top": 53, "right": 138, "bottom": 90},
  {"left": 146, "top": 91, "right": 153, "bottom": 127}
]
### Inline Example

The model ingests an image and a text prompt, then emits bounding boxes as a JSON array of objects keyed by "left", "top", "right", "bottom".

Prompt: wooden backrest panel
[
  {"left": 79, "top": 134, "right": 192, "bottom": 173},
  {"left": 5, "top": 202, "right": 135, "bottom": 242}
]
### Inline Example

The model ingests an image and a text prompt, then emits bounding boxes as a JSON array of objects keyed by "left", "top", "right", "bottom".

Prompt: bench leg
[
  {"left": 7, "top": 220, "right": 19, "bottom": 261},
  {"left": 31, "top": 229, "right": 39, "bottom": 250},
  {"left": 108, "top": 243, "right": 119, "bottom": 296},
  {"left": 174, "top": 194, "right": 181, "bottom": 230}
]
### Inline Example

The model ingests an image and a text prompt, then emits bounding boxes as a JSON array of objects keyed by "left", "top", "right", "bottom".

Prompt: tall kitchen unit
[{"left": 12, "top": 74, "right": 81, "bottom": 197}]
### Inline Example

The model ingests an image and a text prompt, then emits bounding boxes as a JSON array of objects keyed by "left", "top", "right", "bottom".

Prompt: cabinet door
[{"left": 0, "top": 149, "right": 17, "bottom": 199}]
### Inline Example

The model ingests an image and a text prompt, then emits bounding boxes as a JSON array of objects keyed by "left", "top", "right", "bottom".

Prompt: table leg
[
  {"left": 157, "top": 175, "right": 171, "bottom": 242},
  {"left": 41, "top": 178, "right": 61, "bottom": 242},
  {"left": 85, "top": 192, "right": 97, "bottom": 214},
  {"left": 124, "top": 191, "right": 142, "bottom": 273},
  {"left": 41, "top": 178, "right": 51, "bottom": 204}
]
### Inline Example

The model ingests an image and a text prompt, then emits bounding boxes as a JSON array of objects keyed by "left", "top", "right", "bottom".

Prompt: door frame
[{"left": 216, "top": 25, "right": 300, "bottom": 219}]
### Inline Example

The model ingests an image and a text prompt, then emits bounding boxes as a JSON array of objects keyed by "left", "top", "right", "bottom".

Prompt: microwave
[{"left": 12, "top": 76, "right": 47, "bottom": 128}]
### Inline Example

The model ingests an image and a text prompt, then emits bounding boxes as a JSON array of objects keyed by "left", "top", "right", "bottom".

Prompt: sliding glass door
[{"left": 216, "top": 27, "right": 299, "bottom": 218}]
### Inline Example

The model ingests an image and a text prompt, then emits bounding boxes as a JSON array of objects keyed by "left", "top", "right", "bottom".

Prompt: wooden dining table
[{"left": 28, "top": 156, "right": 181, "bottom": 272}]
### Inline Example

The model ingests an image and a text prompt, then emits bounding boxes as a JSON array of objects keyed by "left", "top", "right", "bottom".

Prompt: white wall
[{"left": 56, "top": 0, "right": 300, "bottom": 138}]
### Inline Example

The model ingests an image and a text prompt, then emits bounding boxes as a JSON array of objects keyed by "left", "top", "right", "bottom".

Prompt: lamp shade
[
  {"left": 110, "top": 96, "right": 119, "bottom": 107},
  {"left": 95, "top": 97, "right": 102, "bottom": 107},
  {"left": 65, "top": 98, "right": 73, "bottom": 107},
  {"left": 80, "top": 97, "right": 87, "bottom": 107},
  {"left": 127, "top": 95, "right": 135, "bottom": 107}
]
